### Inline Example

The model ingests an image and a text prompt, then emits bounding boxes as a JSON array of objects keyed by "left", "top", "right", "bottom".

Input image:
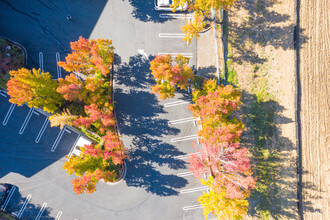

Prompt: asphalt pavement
[{"left": 0, "top": 0, "right": 207, "bottom": 219}]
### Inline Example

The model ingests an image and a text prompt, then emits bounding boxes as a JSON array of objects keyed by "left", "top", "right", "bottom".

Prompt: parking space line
[
  {"left": 177, "top": 171, "right": 194, "bottom": 177},
  {"left": 171, "top": 134, "right": 198, "bottom": 143},
  {"left": 35, "top": 202, "right": 47, "bottom": 220},
  {"left": 159, "top": 33, "right": 185, "bottom": 38},
  {"left": 174, "top": 152, "right": 200, "bottom": 160},
  {"left": 55, "top": 211, "right": 62, "bottom": 220},
  {"left": 164, "top": 100, "right": 190, "bottom": 107},
  {"left": 51, "top": 126, "right": 71, "bottom": 152},
  {"left": 2, "top": 104, "right": 16, "bottom": 126},
  {"left": 17, "top": 194, "right": 31, "bottom": 219},
  {"left": 33, "top": 111, "right": 40, "bottom": 116},
  {"left": 168, "top": 117, "right": 195, "bottom": 125},
  {"left": 183, "top": 204, "right": 203, "bottom": 211},
  {"left": 68, "top": 134, "right": 81, "bottom": 158},
  {"left": 35, "top": 117, "right": 49, "bottom": 143},
  {"left": 56, "top": 52, "right": 61, "bottom": 79},
  {"left": 1, "top": 186, "right": 16, "bottom": 210},
  {"left": 180, "top": 186, "right": 208, "bottom": 194},
  {"left": 0, "top": 93, "right": 6, "bottom": 97},
  {"left": 39, "top": 52, "right": 43, "bottom": 71},
  {"left": 19, "top": 108, "right": 34, "bottom": 134},
  {"left": 159, "top": 13, "right": 192, "bottom": 19},
  {"left": 158, "top": 52, "right": 193, "bottom": 58}
]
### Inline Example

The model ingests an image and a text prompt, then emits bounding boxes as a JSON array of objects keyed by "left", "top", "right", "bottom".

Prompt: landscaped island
[{"left": 6, "top": 37, "right": 127, "bottom": 195}]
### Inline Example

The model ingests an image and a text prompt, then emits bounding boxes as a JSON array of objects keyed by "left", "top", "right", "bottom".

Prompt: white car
[
  {"left": 154, "top": 0, "right": 188, "bottom": 11},
  {"left": 69, "top": 136, "right": 93, "bottom": 158}
]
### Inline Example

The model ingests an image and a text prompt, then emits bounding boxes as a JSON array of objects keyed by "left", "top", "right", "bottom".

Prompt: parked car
[{"left": 154, "top": 0, "right": 188, "bottom": 11}]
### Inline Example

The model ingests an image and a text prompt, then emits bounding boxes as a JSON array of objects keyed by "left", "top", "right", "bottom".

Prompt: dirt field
[
  {"left": 300, "top": 0, "right": 330, "bottom": 219},
  {"left": 227, "top": 0, "right": 298, "bottom": 219}
]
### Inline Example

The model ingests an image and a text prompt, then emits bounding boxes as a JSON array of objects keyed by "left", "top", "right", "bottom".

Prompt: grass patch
[
  {"left": 222, "top": 60, "right": 238, "bottom": 86},
  {"left": 244, "top": 73, "right": 282, "bottom": 219}
]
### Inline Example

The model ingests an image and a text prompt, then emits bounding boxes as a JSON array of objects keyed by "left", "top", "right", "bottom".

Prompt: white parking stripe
[
  {"left": 159, "top": 33, "right": 185, "bottom": 38},
  {"left": 180, "top": 186, "right": 209, "bottom": 194},
  {"left": 56, "top": 52, "right": 61, "bottom": 79},
  {"left": 33, "top": 111, "right": 40, "bottom": 115},
  {"left": 177, "top": 171, "right": 194, "bottom": 177},
  {"left": 2, "top": 104, "right": 16, "bottom": 126},
  {"left": 35, "top": 202, "right": 47, "bottom": 220},
  {"left": 55, "top": 211, "right": 62, "bottom": 220},
  {"left": 1, "top": 186, "right": 16, "bottom": 210},
  {"left": 51, "top": 127, "right": 66, "bottom": 152},
  {"left": 35, "top": 117, "right": 49, "bottom": 143},
  {"left": 39, "top": 52, "right": 43, "bottom": 71},
  {"left": 183, "top": 204, "right": 203, "bottom": 211},
  {"left": 164, "top": 100, "right": 190, "bottom": 107},
  {"left": 171, "top": 134, "right": 198, "bottom": 143},
  {"left": 0, "top": 93, "right": 6, "bottom": 97},
  {"left": 168, "top": 117, "right": 195, "bottom": 125},
  {"left": 19, "top": 108, "right": 34, "bottom": 134},
  {"left": 174, "top": 152, "right": 200, "bottom": 160},
  {"left": 159, "top": 13, "right": 193, "bottom": 19},
  {"left": 158, "top": 52, "right": 193, "bottom": 58},
  {"left": 17, "top": 194, "right": 31, "bottom": 218}
]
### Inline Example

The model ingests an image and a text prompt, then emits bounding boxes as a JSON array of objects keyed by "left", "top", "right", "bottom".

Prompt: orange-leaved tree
[
  {"left": 7, "top": 68, "right": 63, "bottom": 113},
  {"left": 58, "top": 36, "right": 114, "bottom": 77},
  {"left": 150, "top": 54, "right": 194, "bottom": 100}
]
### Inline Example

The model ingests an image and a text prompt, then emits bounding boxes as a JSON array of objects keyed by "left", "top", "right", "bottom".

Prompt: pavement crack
[{"left": 2, "top": 0, "right": 64, "bottom": 51}]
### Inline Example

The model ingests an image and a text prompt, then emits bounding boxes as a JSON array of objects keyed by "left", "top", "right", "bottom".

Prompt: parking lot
[{"left": 0, "top": 0, "right": 209, "bottom": 219}]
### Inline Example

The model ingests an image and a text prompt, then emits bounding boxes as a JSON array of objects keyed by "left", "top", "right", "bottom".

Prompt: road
[{"left": 0, "top": 0, "right": 205, "bottom": 219}]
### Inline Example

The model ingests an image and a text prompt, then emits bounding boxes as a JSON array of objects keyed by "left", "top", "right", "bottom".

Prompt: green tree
[{"left": 7, "top": 68, "right": 63, "bottom": 113}]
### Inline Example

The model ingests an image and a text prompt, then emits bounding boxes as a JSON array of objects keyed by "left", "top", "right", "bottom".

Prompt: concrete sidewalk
[{"left": 196, "top": 27, "right": 218, "bottom": 79}]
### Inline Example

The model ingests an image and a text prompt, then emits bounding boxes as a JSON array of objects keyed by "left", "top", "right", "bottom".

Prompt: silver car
[{"left": 154, "top": 0, "right": 188, "bottom": 11}]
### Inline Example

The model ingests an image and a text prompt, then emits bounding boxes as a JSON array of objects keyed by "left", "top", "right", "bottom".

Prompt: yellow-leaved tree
[{"left": 198, "top": 177, "right": 249, "bottom": 219}]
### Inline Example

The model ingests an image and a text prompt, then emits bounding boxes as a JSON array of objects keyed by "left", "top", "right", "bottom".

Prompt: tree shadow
[
  {"left": 229, "top": 0, "right": 308, "bottom": 65},
  {"left": 239, "top": 90, "right": 320, "bottom": 219},
  {"left": 4, "top": 185, "right": 54, "bottom": 220},
  {"left": 125, "top": 135, "right": 188, "bottom": 196},
  {"left": 115, "top": 54, "right": 155, "bottom": 90},
  {"left": 115, "top": 54, "right": 188, "bottom": 196},
  {"left": 127, "top": 0, "right": 178, "bottom": 23}
]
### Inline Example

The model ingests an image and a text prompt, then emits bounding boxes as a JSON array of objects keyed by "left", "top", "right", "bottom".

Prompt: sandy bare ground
[
  {"left": 300, "top": 0, "right": 330, "bottom": 219},
  {"left": 228, "top": 0, "right": 298, "bottom": 219}
]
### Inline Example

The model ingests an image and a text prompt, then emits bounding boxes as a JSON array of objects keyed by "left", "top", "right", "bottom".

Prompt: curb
[
  {"left": 0, "top": 36, "right": 28, "bottom": 67},
  {"left": 105, "top": 160, "right": 127, "bottom": 185}
]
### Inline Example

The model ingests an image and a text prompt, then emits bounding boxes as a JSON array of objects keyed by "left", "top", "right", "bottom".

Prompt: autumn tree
[
  {"left": 49, "top": 108, "right": 78, "bottom": 129},
  {"left": 173, "top": 0, "right": 237, "bottom": 12},
  {"left": 198, "top": 177, "right": 249, "bottom": 220},
  {"left": 188, "top": 79, "right": 241, "bottom": 127},
  {"left": 182, "top": 11, "right": 206, "bottom": 44},
  {"left": 150, "top": 54, "right": 194, "bottom": 100},
  {"left": 57, "top": 73, "right": 86, "bottom": 101},
  {"left": 58, "top": 37, "right": 114, "bottom": 77},
  {"left": 63, "top": 132, "right": 127, "bottom": 195},
  {"left": 73, "top": 104, "right": 115, "bottom": 135},
  {"left": 7, "top": 68, "right": 63, "bottom": 113},
  {"left": 63, "top": 146, "right": 117, "bottom": 195}
]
